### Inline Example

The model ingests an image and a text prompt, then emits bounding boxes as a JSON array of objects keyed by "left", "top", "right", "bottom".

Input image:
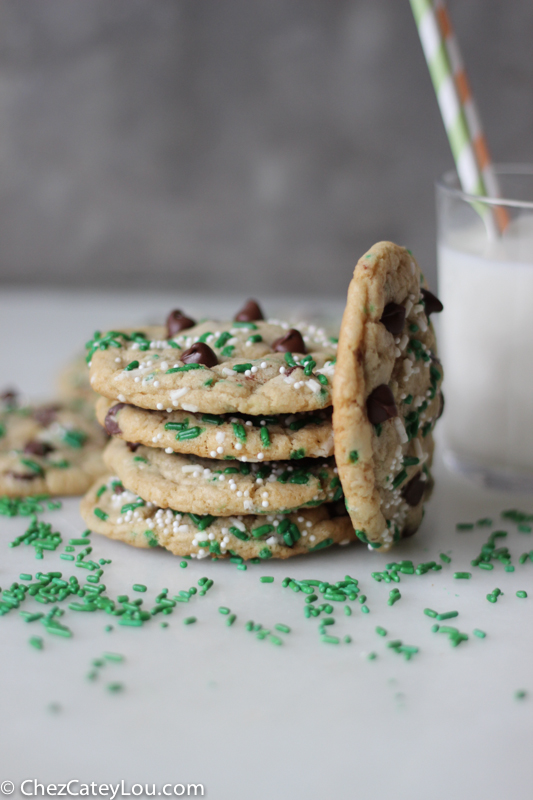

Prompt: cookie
[
  {"left": 81, "top": 475, "right": 355, "bottom": 560},
  {"left": 96, "top": 396, "right": 334, "bottom": 462},
  {"left": 87, "top": 319, "right": 336, "bottom": 415},
  {"left": 0, "top": 393, "right": 107, "bottom": 496},
  {"left": 103, "top": 437, "right": 342, "bottom": 516},
  {"left": 332, "top": 242, "right": 443, "bottom": 551}
]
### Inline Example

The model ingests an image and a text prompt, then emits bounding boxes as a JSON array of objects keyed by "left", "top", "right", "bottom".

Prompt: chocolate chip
[
  {"left": 113, "top": 484, "right": 125, "bottom": 494},
  {"left": 366, "top": 384, "right": 397, "bottom": 424},
  {"left": 7, "top": 471, "right": 37, "bottom": 481},
  {"left": 329, "top": 499, "right": 349, "bottom": 518},
  {"left": 24, "top": 440, "right": 55, "bottom": 457},
  {"left": 181, "top": 342, "right": 218, "bottom": 367},
  {"left": 271, "top": 329, "right": 306, "bottom": 354},
  {"left": 421, "top": 289, "right": 443, "bottom": 316},
  {"left": 33, "top": 405, "right": 60, "bottom": 426},
  {"left": 381, "top": 302, "right": 406, "bottom": 336},
  {"left": 401, "top": 523, "right": 418, "bottom": 539},
  {"left": 126, "top": 442, "right": 140, "bottom": 452},
  {"left": 402, "top": 472, "right": 426, "bottom": 507},
  {"left": 234, "top": 299, "right": 264, "bottom": 322},
  {"left": 166, "top": 310, "right": 196, "bottom": 338},
  {"left": 104, "top": 403, "right": 126, "bottom": 436}
]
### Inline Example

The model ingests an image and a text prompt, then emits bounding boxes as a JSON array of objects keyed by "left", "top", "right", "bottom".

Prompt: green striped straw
[{"left": 410, "top": 0, "right": 507, "bottom": 233}]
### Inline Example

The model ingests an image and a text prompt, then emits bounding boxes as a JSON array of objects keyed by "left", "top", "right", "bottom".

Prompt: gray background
[{"left": 0, "top": 0, "right": 531, "bottom": 297}]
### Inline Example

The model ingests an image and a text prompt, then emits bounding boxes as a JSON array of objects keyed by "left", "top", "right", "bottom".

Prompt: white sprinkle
[
  {"left": 257, "top": 452, "right": 264, "bottom": 460},
  {"left": 394, "top": 417, "right": 408, "bottom": 444},
  {"left": 216, "top": 446, "right": 224, "bottom": 454},
  {"left": 182, "top": 403, "right": 199, "bottom": 412},
  {"left": 210, "top": 450, "right": 217, "bottom": 458},
  {"left": 235, "top": 443, "right": 242, "bottom": 451},
  {"left": 279, "top": 366, "right": 286, "bottom": 374},
  {"left": 170, "top": 387, "right": 189, "bottom": 402},
  {"left": 262, "top": 500, "right": 269, "bottom": 508},
  {"left": 260, "top": 362, "right": 267, "bottom": 369},
  {"left": 117, "top": 394, "right": 126, "bottom": 402},
  {"left": 306, "top": 379, "right": 321, "bottom": 393},
  {"left": 156, "top": 403, "right": 163, "bottom": 410},
  {"left": 165, "top": 447, "right": 173, "bottom": 454}
]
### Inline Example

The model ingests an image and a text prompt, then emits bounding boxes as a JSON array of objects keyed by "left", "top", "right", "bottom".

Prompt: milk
[{"left": 438, "top": 214, "right": 533, "bottom": 477}]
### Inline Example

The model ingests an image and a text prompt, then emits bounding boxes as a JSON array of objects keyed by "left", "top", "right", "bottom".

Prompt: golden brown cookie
[
  {"left": 332, "top": 242, "right": 443, "bottom": 551},
  {"left": 96, "top": 396, "right": 334, "bottom": 462},
  {"left": 81, "top": 475, "right": 355, "bottom": 560},
  {"left": 87, "top": 320, "right": 336, "bottom": 415},
  {"left": 103, "top": 438, "right": 341, "bottom": 516}
]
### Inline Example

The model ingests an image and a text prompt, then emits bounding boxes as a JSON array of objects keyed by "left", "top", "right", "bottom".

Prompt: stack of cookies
[{"left": 81, "top": 242, "right": 444, "bottom": 557}]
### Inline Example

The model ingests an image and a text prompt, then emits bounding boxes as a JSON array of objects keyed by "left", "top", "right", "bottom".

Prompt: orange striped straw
[{"left": 411, "top": 0, "right": 508, "bottom": 233}]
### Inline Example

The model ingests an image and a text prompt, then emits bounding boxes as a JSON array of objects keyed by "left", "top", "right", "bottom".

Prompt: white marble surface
[{"left": 0, "top": 291, "right": 532, "bottom": 800}]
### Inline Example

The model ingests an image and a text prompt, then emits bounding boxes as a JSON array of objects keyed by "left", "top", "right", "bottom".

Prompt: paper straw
[{"left": 410, "top": 0, "right": 508, "bottom": 233}]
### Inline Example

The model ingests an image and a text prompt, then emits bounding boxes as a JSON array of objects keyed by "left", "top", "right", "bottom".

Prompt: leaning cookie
[
  {"left": 81, "top": 476, "right": 355, "bottom": 560},
  {"left": 103, "top": 438, "right": 342, "bottom": 516},
  {"left": 0, "top": 394, "right": 107, "bottom": 496},
  {"left": 96, "top": 397, "right": 333, "bottom": 462},
  {"left": 87, "top": 319, "right": 336, "bottom": 416},
  {"left": 332, "top": 242, "right": 443, "bottom": 551}
]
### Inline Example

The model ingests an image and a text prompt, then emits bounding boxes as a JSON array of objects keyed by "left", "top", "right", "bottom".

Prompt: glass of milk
[{"left": 437, "top": 164, "right": 533, "bottom": 490}]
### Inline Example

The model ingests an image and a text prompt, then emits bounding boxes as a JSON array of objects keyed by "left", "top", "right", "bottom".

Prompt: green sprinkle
[
  {"left": 473, "top": 629, "right": 486, "bottom": 638},
  {"left": 183, "top": 617, "right": 197, "bottom": 625},
  {"left": 93, "top": 508, "right": 108, "bottom": 521},
  {"left": 514, "top": 690, "right": 527, "bottom": 700},
  {"left": 218, "top": 607, "right": 230, "bottom": 615},
  {"left": 19, "top": 458, "right": 44, "bottom": 475},
  {"left": 516, "top": 590, "right": 528, "bottom": 598},
  {"left": 19, "top": 573, "right": 32, "bottom": 581},
  {"left": 259, "top": 547, "right": 272, "bottom": 559},
  {"left": 308, "top": 537, "right": 334, "bottom": 552},
  {"left": 132, "top": 584, "right": 147, "bottom": 593},
  {"left": 247, "top": 334, "right": 263, "bottom": 344},
  {"left": 456, "top": 523, "right": 474, "bottom": 531},
  {"left": 392, "top": 470, "right": 408, "bottom": 489},
  {"left": 177, "top": 426, "right": 203, "bottom": 441},
  {"left": 104, "top": 652, "right": 125, "bottom": 663},
  {"left": 436, "top": 610, "right": 459, "bottom": 620},
  {"left": 233, "top": 321, "right": 258, "bottom": 329},
  {"left": 260, "top": 427, "right": 271, "bottom": 448},
  {"left": 232, "top": 423, "right": 247, "bottom": 442},
  {"left": 321, "top": 634, "right": 340, "bottom": 644},
  {"left": 274, "top": 623, "right": 291, "bottom": 634},
  {"left": 230, "top": 525, "right": 250, "bottom": 541},
  {"left": 453, "top": 572, "right": 471, "bottom": 579},
  {"left": 166, "top": 364, "right": 206, "bottom": 373},
  {"left": 439, "top": 553, "right": 451, "bottom": 563},
  {"left": 107, "top": 682, "right": 124, "bottom": 693},
  {"left": 361, "top": 605, "right": 369, "bottom": 614},
  {"left": 348, "top": 450, "right": 359, "bottom": 464},
  {"left": 269, "top": 635, "right": 283, "bottom": 646},
  {"left": 344, "top": 605, "right": 352, "bottom": 616},
  {"left": 260, "top": 576, "right": 274, "bottom": 583},
  {"left": 233, "top": 363, "right": 253, "bottom": 373},
  {"left": 375, "top": 626, "right": 387, "bottom": 637},
  {"left": 69, "top": 538, "right": 91, "bottom": 546},
  {"left": 165, "top": 420, "right": 189, "bottom": 431},
  {"left": 180, "top": 560, "right": 188, "bottom": 568},
  {"left": 424, "top": 608, "right": 438, "bottom": 618},
  {"left": 124, "top": 360, "right": 139, "bottom": 371},
  {"left": 226, "top": 614, "right": 237, "bottom": 626},
  {"left": 202, "top": 414, "right": 224, "bottom": 425},
  {"left": 290, "top": 448, "right": 305, "bottom": 460},
  {"left": 29, "top": 636, "right": 44, "bottom": 650}
]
